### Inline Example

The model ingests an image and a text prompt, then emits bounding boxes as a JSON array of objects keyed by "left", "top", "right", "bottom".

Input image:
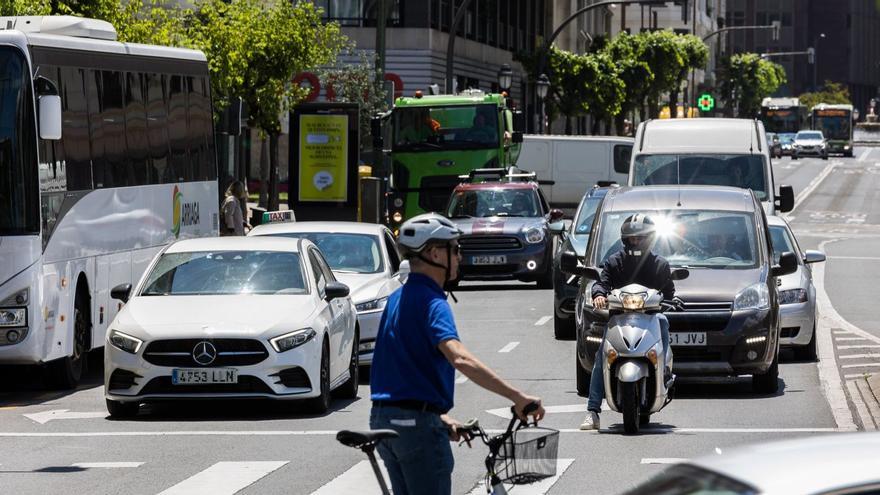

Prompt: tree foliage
[
  {"left": 798, "top": 81, "right": 852, "bottom": 110},
  {"left": 603, "top": 32, "right": 653, "bottom": 131},
  {"left": 718, "top": 53, "right": 787, "bottom": 118}
]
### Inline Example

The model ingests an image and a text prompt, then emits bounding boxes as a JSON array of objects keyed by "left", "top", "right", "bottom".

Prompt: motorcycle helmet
[{"left": 620, "top": 214, "right": 655, "bottom": 257}]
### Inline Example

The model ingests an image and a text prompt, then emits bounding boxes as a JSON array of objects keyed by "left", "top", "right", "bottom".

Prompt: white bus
[{"left": 0, "top": 16, "right": 219, "bottom": 388}]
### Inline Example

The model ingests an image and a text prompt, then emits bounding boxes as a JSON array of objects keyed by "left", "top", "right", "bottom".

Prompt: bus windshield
[
  {"left": 760, "top": 107, "right": 805, "bottom": 134},
  {"left": 632, "top": 154, "right": 768, "bottom": 200},
  {"left": 0, "top": 47, "right": 38, "bottom": 235},
  {"left": 393, "top": 104, "right": 499, "bottom": 152},
  {"left": 813, "top": 111, "right": 851, "bottom": 140}
]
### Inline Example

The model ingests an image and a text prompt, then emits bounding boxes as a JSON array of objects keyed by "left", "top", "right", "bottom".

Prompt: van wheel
[
  {"left": 47, "top": 294, "right": 89, "bottom": 389},
  {"left": 753, "top": 350, "right": 779, "bottom": 394},
  {"left": 794, "top": 325, "right": 818, "bottom": 362},
  {"left": 576, "top": 356, "right": 590, "bottom": 397},
  {"left": 305, "top": 340, "right": 331, "bottom": 414},
  {"left": 106, "top": 399, "right": 139, "bottom": 418}
]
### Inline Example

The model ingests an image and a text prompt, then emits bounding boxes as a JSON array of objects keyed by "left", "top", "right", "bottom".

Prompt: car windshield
[
  {"left": 594, "top": 210, "right": 760, "bottom": 269},
  {"left": 267, "top": 232, "right": 384, "bottom": 274},
  {"left": 0, "top": 47, "right": 39, "bottom": 235},
  {"left": 392, "top": 104, "right": 499, "bottom": 151},
  {"left": 622, "top": 464, "right": 758, "bottom": 495},
  {"left": 631, "top": 154, "right": 768, "bottom": 200},
  {"left": 769, "top": 225, "right": 797, "bottom": 265},
  {"left": 778, "top": 133, "right": 795, "bottom": 144},
  {"left": 141, "top": 251, "right": 307, "bottom": 296},
  {"left": 796, "top": 131, "right": 823, "bottom": 140},
  {"left": 573, "top": 194, "right": 606, "bottom": 235},
  {"left": 447, "top": 188, "right": 540, "bottom": 218}
]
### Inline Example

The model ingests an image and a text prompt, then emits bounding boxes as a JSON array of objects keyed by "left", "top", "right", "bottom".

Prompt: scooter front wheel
[{"left": 621, "top": 381, "right": 641, "bottom": 434}]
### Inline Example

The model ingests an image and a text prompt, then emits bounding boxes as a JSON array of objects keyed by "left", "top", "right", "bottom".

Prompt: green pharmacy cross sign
[{"left": 697, "top": 93, "right": 715, "bottom": 112}]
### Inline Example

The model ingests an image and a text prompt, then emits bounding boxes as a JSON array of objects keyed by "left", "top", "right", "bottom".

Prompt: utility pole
[
  {"left": 375, "top": 0, "right": 387, "bottom": 88},
  {"left": 446, "top": 0, "right": 474, "bottom": 94}
]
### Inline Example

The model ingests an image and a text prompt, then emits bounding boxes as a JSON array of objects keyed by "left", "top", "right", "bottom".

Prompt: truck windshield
[
  {"left": 631, "top": 154, "right": 768, "bottom": 201},
  {"left": 0, "top": 46, "right": 39, "bottom": 235},
  {"left": 393, "top": 104, "right": 499, "bottom": 151}
]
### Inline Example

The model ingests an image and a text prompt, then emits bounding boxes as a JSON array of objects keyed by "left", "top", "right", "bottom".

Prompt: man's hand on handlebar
[
  {"left": 513, "top": 396, "right": 545, "bottom": 422},
  {"left": 593, "top": 296, "right": 607, "bottom": 309},
  {"left": 441, "top": 414, "right": 463, "bottom": 442}
]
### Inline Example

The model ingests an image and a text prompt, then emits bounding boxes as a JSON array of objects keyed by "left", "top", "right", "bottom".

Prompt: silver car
[
  {"left": 624, "top": 432, "right": 880, "bottom": 494},
  {"left": 768, "top": 215, "right": 825, "bottom": 361}
]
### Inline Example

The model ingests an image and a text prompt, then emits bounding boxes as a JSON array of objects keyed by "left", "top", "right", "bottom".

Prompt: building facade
[{"left": 726, "top": 0, "right": 880, "bottom": 119}]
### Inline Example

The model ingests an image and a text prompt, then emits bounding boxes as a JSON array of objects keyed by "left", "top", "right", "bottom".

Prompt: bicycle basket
[{"left": 493, "top": 425, "right": 559, "bottom": 484}]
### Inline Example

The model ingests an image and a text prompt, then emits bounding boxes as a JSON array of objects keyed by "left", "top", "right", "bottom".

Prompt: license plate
[
  {"left": 471, "top": 255, "right": 507, "bottom": 265},
  {"left": 172, "top": 368, "right": 238, "bottom": 385},
  {"left": 670, "top": 332, "right": 707, "bottom": 346}
]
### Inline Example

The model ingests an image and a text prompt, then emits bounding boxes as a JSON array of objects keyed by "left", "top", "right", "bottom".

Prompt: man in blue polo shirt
[{"left": 370, "top": 213, "right": 545, "bottom": 495}]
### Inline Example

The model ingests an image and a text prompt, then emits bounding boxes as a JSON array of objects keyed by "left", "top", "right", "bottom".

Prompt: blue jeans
[
  {"left": 369, "top": 405, "right": 454, "bottom": 495},
  {"left": 587, "top": 313, "right": 670, "bottom": 413}
]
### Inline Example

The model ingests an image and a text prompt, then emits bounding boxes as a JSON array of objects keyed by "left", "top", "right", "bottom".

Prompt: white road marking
[
  {"left": 838, "top": 354, "right": 880, "bottom": 360},
  {"left": 310, "top": 460, "right": 390, "bottom": 495},
  {"left": 486, "top": 402, "right": 609, "bottom": 419},
  {"left": 157, "top": 461, "right": 287, "bottom": 495},
  {"left": 835, "top": 337, "right": 869, "bottom": 341},
  {"left": 641, "top": 458, "right": 687, "bottom": 465},
  {"left": 71, "top": 462, "right": 144, "bottom": 468},
  {"left": 498, "top": 341, "right": 520, "bottom": 353},
  {"left": 846, "top": 381, "right": 877, "bottom": 430},
  {"left": 574, "top": 428, "right": 842, "bottom": 433},
  {"left": 827, "top": 256, "right": 880, "bottom": 261},
  {"left": 842, "top": 363, "right": 880, "bottom": 369},
  {"left": 23, "top": 409, "right": 105, "bottom": 424},
  {"left": 813, "top": 240, "right": 860, "bottom": 432},
  {"left": 789, "top": 161, "right": 837, "bottom": 214},
  {"left": 838, "top": 345, "right": 880, "bottom": 350},
  {"left": 858, "top": 149, "right": 871, "bottom": 162},
  {"left": 465, "top": 459, "right": 575, "bottom": 495},
  {"left": 845, "top": 373, "right": 874, "bottom": 379},
  {"left": 534, "top": 316, "right": 552, "bottom": 326}
]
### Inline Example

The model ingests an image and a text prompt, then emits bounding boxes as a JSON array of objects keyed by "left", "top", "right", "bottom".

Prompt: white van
[
  {"left": 516, "top": 135, "right": 633, "bottom": 209},
  {"left": 626, "top": 118, "right": 794, "bottom": 214}
]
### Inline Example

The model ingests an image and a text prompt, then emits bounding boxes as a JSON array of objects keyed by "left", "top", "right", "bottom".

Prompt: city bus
[
  {"left": 759, "top": 97, "right": 808, "bottom": 134},
  {"left": 0, "top": 16, "right": 218, "bottom": 388},
  {"left": 376, "top": 90, "right": 521, "bottom": 231},
  {"left": 811, "top": 103, "right": 854, "bottom": 157}
]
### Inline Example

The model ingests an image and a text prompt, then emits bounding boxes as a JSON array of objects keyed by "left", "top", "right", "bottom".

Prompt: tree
[
  {"left": 666, "top": 34, "right": 709, "bottom": 118},
  {"left": 188, "top": 0, "right": 347, "bottom": 210},
  {"left": 798, "top": 81, "right": 852, "bottom": 110},
  {"left": 718, "top": 53, "right": 787, "bottom": 118},
  {"left": 634, "top": 30, "right": 687, "bottom": 120},
  {"left": 603, "top": 32, "right": 654, "bottom": 134}
]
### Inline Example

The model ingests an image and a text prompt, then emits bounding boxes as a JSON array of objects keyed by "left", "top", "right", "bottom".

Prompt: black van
[{"left": 565, "top": 185, "right": 798, "bottom": 394}]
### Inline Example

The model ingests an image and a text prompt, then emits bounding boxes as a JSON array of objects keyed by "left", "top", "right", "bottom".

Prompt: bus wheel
[{"left": 47, "top": 292, "right": 90, "bottom": 389}]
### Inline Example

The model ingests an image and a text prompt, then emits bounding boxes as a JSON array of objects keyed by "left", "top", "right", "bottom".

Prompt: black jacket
[{"left": 591, "top": 250, "right": 675, "bottom": 300}]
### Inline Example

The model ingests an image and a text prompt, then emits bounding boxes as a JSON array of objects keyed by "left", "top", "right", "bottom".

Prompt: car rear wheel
[
  {"left": 106, "top": 399, "right": 139, "bottom": 418},
  {"left": 306, "top": 340, "right": 331, "bottom": 414},
  {"left": 554, "top": 313, "right": 575, "bottom": 340},
  {"left": 335, "top": 329, "right": 360, "bottom": 399},
  {"left": 794, "top": 324, "right": 818, "bottom": 362},
  {"left": 576, "top": 355, "right": 590, "bottom": 397},
  {"left": 753, "top": 349, "right": 780, "bottom": 394}
]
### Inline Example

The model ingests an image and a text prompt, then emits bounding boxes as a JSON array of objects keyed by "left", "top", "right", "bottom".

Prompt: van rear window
[{"left": 632, "top": 154, "right": 767, "bottom": 200}]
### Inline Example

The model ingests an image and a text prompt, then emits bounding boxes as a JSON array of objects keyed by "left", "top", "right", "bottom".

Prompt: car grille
[
  {"left": 270, "top": 367, "right": 311, "bottom": 389},
  {"left": 143, "top": 339, "right": 269, "bottom": 367},
  {"left": 672, "top": 348, "right": 727, "bottom": 362},
  {"left": 460, "top": 264, "right": 519, "bottom": 277},
  {"left": 667, "top": 312, "right": 731, "bottom": 332},
  {"left": 139, "top": 375, "right": 274, "bottom": 395},
  {"left": 459, "top": 235, "right": 523, "bottom": 253},
  {"left": 679, "top": 301, "right": 732, "bottom": 312}
]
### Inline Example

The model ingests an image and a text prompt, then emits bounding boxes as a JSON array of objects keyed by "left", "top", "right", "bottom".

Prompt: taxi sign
[{"left": 262, "top": 210, "right": 296, "bottom": 224}]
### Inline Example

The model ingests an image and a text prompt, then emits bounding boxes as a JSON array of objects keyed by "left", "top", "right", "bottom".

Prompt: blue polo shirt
[{"left": 370, "top": 273, "right": 460, "bottom": 413}]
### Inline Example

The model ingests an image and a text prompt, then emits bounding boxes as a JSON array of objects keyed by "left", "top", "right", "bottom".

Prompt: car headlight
[
  {"left": 356, "top": 297, "right": 388, "bottom": 313},
  {"left": 109, "top": 330, "right": 143, "bottom": 354},
  {"left": 844, "top": 145, "right": 851, "bottom": 150},
  {"left": 270, "top": 328, "right": 316, "bottom": 353},
  {"left": 620, "top": 292, "right": 646, "bottom": 310},
  {"left": 733, "top": 283, "right": 770, "bottom": 311},
  {"left": 820, "top": 142, "right": 827, "bottom": 148},
  {"left": 779, "top": 288, "right": 808, "bottom": 305},
  {"left": 524, "top": 227, "right": 545, "bottom": 244},
  {"left": 0, "top": 308, "right": 27, "bottom": 327}
]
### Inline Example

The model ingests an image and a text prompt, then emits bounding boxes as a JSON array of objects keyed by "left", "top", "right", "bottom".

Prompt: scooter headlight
[{"left": 620, "top": 292, "right": 646, "bottom": 310}]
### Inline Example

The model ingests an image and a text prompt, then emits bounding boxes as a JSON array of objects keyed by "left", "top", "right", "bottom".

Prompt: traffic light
[{"left": 771, "top": 20, "right": 781, "bottom": 41}]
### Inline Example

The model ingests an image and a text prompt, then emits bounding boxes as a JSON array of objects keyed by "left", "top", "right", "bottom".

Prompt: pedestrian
[
  {"left": 369, "top": 213, "right": 545, "bottom": 495},
  {"left": 221, "top": 180, "right": 249, "bottom": 236}
]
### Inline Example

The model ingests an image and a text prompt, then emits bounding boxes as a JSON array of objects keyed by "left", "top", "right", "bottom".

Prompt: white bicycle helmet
[{"left": 398, "top": 213, "right": 462, "bottom": 254}]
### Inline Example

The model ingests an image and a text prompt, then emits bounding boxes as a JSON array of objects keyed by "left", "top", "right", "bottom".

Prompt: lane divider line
[
  {"left": 498, "top": 342, "right": 520, "bottom": 353},
  {"left": 157, "top": 461, "right": 288, "bottom": 495},
  {"left": 641, "top": 458, "right": 686, "bottom": 465},
  {"left": 534, "top": 316, "right": 552, "bottom": 326},
  {"left": 858, "top": 149, "right": 871, "bottom": 162},
  {"left": 71, "top": 462, "right": 144, "bottom": 468}
]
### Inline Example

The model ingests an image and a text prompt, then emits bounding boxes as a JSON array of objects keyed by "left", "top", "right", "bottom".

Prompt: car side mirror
[
  {"left": 772, "top": 251, "right": 798, "bottom": 277},
  {"left": 803, "top": 250, "right": 826, "bottom": 264},
  {"left": 549, "top": 209, "right": 564, "bottom": 222},
  {"left": 670, "top": 268, "right": 690, "bottom": 281},
  {"left": 548, "top": 220, "right": 566, "bottom": 234},
  {"left": 511, "top": 131, "right": 524, "bottom": 143},
  {"left": 776, "top": 185, "right": 794, "bottom": 213},
  {"left": 396, "top": 260, "right": 411, "bottom": 282},
  {"left": 111, "top": 283, "right": 132, "bottom": 303},
  {"left": 39, "top": 95, "right": 62, "bottom": 140},
  {"left": 325, "top": 281, "right": 350, "bottom": 301}
]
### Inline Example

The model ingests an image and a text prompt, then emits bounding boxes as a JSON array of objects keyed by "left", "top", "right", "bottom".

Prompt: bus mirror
[{"left": 38, "top": 95, "right": 62, "bottom": 140}]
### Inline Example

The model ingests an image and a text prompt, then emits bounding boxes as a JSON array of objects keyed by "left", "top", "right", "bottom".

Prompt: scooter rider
[
  {"left": 580, "top": 214, "right": 676, "bottom": 430},
  {"left": 370, "top": 213, "right": 545, "bottom": 495}
]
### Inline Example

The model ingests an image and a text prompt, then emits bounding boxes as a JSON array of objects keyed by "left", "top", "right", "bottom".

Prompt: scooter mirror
[{"left": 670, "top": 268, "right": 690, "bottom": 281}]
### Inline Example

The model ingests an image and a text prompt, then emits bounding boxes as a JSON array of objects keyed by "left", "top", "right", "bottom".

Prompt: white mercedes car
[
  {"left": 767, "top": 215, "right": 825, "bottom": 361},
  {"left": 103, "top": 237, "right": 358, "bottom": 418},
  {"left": 249, "top": 220, "right": 406, "bottom": 366}
]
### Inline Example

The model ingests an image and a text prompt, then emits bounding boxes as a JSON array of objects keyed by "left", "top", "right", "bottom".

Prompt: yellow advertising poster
[{"left": 298, "top": 114, "right": 348, "bottom": 202}]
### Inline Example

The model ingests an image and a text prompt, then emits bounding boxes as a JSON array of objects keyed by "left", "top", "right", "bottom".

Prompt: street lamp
[
  {"left": 497, "top": 64, "right": 513, "bottom": 92},
  {"left": 536, "top": 74, "right": 550, "bottom": 135},
  {"left": 813, "top": 32, "right": 825, "bottom": 92}
]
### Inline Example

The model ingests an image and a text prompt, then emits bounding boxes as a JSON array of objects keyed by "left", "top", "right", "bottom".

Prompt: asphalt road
[{"left": 1, "top": 148, "right": 879, "bottom": 495}]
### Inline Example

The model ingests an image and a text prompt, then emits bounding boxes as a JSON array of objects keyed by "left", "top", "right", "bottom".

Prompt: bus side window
[
  {"left": 85, "top": 69, "right": 109, "bottom": 188},
  {"left": 125, "top": 71, "right": 151, "bottom": 185},
  {"left": 168, "top": 75, "right": 190, "bottom": 182},
  {"left": 60, "top": 67, "right": 91, "bottom": 191},
  {"left": 187, "top": 76, "right": 214, "bottom": 181},
  {"left": 146, "top": 73, "right": 170, "bottom": 184}
]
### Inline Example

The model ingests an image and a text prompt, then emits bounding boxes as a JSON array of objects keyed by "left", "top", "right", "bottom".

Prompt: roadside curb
[{"left": 866, "top": 375, "right": 880, "bottom": 428}]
